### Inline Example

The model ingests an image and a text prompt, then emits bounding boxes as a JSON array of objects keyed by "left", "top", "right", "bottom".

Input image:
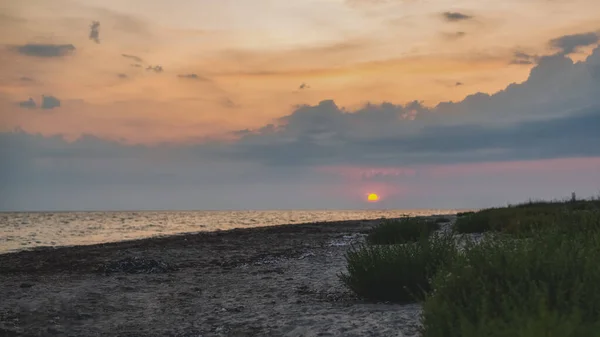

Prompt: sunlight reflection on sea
[{"left": 0, "top": 209, "right": 461, "bottom": 253}]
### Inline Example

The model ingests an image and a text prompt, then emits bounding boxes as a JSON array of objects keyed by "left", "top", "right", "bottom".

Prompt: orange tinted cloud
[{"left": 1, "top": 0, "right": 600, "bottom": 143}]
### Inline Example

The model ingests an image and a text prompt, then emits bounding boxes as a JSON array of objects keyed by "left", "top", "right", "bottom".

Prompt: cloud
[
  {"left": 3, "top": 42, "right": 600, "bottom": 210},
  {"left": 510, "top": 51, "right": 538, "bottom": 65},
  {"left": 222, "top": 45, "right": 600, "bottom": 167},
  {"left": 122, "top": 54, "right": 144, "bottom": 63},
  {"left": 550, "top": 32, "right": 599, "bottom": 55},
  {"left": 299, "top": 83, "right": 310, "bottom": 89},
  {"left": 177, "top": 73, "right": 208, "bottom": 80},
  {"left": 41, "top": 95, "right": 61, "bottom": 109},
  {"left": 89, "top": 21, "right": 100, "bottom": 43},
  {"left": 225, "top": 102, "right": 599, "bottom": 167},
  {"left": 222, "top": 98, "right": 237, "bottom": 108},
  {"left": 15, "top": 44, "right": 75, "bottom": 58},
  {"left": 19, "top": 76, "right": 34, "bottom": 82},
  {"left": 146, "top": 65, "right": 163, "bottom": 73},
  {"left": 455, "top": 82, "right": 463, "bottom": 86},
  {"left": 117, "top": 73, "right": 128, "bottom": 79},
  {"left": 17, "top": 96, "right": 61, "bottom": 110},
  {"left": 18, "top": 98, "right": 36, "bottom": 109},
  {"left": 442, "top": 12, "right": 473, "bottom": 22},
  {"left": 6, "top": 44, "right": 600, "bottom": 167}
]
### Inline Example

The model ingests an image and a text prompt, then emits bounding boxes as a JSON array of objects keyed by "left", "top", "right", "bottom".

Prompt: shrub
[
  {"left": 367, "top": 218, "right": 440, "bottom": 245},
  {"left": 434, "top": 217, "right": 451, "bottom": 224},
  {"left": 453, "top": 210, "right": 495, "bottom": 233},
  {"left": 423, "top": 294, "right": 600, "bottom": 337},
  {"left": 420, "top": 228, "right": 600, "bottom": 337},
  {"left": 456, "top": 211, "right": 475, "bottom": 217},
  {"left": 340, "top": 233, "right": 457, "bottom": 303}
]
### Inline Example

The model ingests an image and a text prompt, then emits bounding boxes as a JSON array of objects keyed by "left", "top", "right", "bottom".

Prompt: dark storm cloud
[
  {"left": 121, "top": 54, "right": 144, "bottom": 63},
  {"left": 41, "top": 95, "right": 61, "bottom": 109},
  {"left": 358, "top": 107, "right": 600, "bottom": 165},
  {"left": 89, "top": 21, "right": 100, "bottom": 43},
  {"left": 15, "top": 44, "right": 75, "bottom": 57},
  {"left": 442, "top": 12, "right": 473, "bottom": 22},
  {"left": 550, "top": 32, "right": 599, "bottom": 55},
  {"left": 225, "top": 103, "right": 600, "bottom": 167},
  {"left": 18, "top": 98, "right": 36, "bottom": 109}
]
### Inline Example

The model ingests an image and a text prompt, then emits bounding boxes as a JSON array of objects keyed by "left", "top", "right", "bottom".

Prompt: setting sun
[{"left": 367, "top": 193, "right": 380, "bottom": 202}]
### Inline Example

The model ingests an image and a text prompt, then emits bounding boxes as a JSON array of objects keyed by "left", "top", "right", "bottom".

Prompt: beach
[{"left": 0, "top": 216, "right": 451, "bottom": 337}]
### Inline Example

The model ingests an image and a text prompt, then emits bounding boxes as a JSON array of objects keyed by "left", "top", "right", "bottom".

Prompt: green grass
[
  {"left": 434, "top": 217, "right": 451, "bottom": 224},
  {"left": 341, "top": 196, "right": 600, "bottom": 336},
  {"left": 366, "top": 218, "right": 441, "bottom": 245},
  {"left": 421, "top": 227, "right": 600, "bottom": 337},
  {"left": 339, "top": 233, "right": 457, "bottom": 303},
  {"left": 454, "top": 198, "right": 600, "bottom": 234},
  {"left": 456, "top": 211, "right": 475, "bottom": 217},
  {"left": 423, "top": 297, "right": 600, "bottom": 337}
]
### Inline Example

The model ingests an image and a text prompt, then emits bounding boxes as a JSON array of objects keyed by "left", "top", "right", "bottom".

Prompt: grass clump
[
  {"left": 367, "top": 218, "right": 440, "bottom": 245},
  {"left": 453, "top": 209, "right": 496, "bottom": 233},
  {"left": 421, "top": 228, "right": 600, "bottom": 337},
  {"left": 456, "top": 211, "right": 475, "bottom": 217},
  {"left": 434, "top": 217, "right": 451, "bottom": 224},
  {"left": 340, "top": 233, "right": 457, "bottom": 303}
]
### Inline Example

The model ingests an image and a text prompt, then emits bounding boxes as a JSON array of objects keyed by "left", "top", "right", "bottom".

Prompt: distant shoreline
[
  {"left": 0, "top": 210, "right": 467, "bottom": 255},
  {"left": 0, "top": 208, "right": 470, "bottom": 213},
  {"left": 0, "top": 215, "right": 456, "bottom": 258}
]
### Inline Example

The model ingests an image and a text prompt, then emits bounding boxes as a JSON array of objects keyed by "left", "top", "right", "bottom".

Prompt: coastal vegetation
[
  {"left": 366, "top": 218, "right": 441, "bottom": 245},
  {"left": 433, "top": 217, "right": 451, "bottom": 224},
  {"left": 340, "top": 233, "right": 456, "bottom": 302},
  {"left": 454, "top": 198, "right": 600, "bottom": 234},
  {"left": 342, "top": 197, "right": 600, "bottom": 336}
]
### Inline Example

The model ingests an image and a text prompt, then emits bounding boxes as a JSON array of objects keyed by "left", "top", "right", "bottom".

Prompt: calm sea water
[{"left": 0, "top": 209, "right": 460, "bottom": 254}]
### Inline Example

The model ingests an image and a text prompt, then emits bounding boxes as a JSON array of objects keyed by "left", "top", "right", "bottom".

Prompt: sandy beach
[{"left": 0, "top": 216, "right": 455, "bottom": 337}]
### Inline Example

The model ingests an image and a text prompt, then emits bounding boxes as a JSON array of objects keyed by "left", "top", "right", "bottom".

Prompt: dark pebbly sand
[{"left": 0, "top": 216, "right": 453, "bottom": 337}]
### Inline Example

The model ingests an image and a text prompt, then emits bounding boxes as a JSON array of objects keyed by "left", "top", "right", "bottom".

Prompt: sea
[{"left": 0, "top": 209, "right": 460, "bottom": 254}]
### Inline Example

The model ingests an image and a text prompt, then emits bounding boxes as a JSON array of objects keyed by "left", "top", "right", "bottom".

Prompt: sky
[{"left": 1, "top": 0, "right": 600, "bottom": 211}]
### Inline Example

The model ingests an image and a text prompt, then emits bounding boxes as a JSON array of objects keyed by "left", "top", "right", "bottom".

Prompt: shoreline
[
  {"left": 0, "top": 215, "right": 453, "bottom": 336},
  {"left": 0, "top": 210, "right": 464, "bottom": 255},
  {"left": 0, "top": 208, "right": 467, "bottom": 213},
  {"left": 0, "top": 216, "right": 406, "bottom": 258},
  {"left": 0, "top": 213, "right": 457, "bottom": 258}
]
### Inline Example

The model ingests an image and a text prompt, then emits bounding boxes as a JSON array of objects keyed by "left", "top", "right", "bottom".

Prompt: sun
[{"left": 367, "top": 193, "right": 380, "bottom": 202}]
